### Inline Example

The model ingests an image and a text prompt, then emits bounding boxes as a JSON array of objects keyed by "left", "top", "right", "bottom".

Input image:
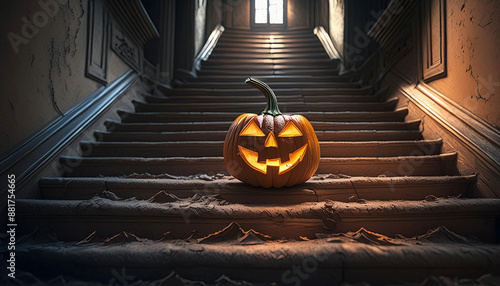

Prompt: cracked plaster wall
[
  {"left": 0, "top": 0, "right": 130, "bottom": 156},
  {"left": 427, "top": 0, "right": 500, "bottom": 130}
]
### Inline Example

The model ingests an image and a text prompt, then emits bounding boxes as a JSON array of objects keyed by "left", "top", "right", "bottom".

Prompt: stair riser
[
  {"left": 202, "top": 58, "right": 335, "bottom": 65},
  {"left": 210, "top": 51, "right": 329, "bottom": 58},
  {"left": 94, "top": 131, "right": 422, "bottom": 142},
  {"left": 60, "top": 156, "right": 453, "bottom": 177},
  {"left": 40, "top": 176, "right": 471, "bottom": 202},
  {"left": 146, "top": 95, "right": 377, "bottom": 104},
  {"left": 214, "top": 42, "right": 324, "bottom": 49},
  {"left": 196, "top": 69, "right": 339, "bottom": 76},
  {"left": 133, "top": 102, "right": 395, "bottom": 113},
  {"left": 81, "top": 141, "right": 440, "bottom": 158},
  {"left": 165, "top": 88, "right": 372, "bottom": 96},
  {"left": 218, "top": 37, "right": 320, "bottom": 44},
  {"left": 175, "top": 82, "right": 360, "bottom": 89},
  {"left": 212, "top": 47, "right": 326, "bottom": 54},
  {"left": 105, "top": 121, "right": 421, "bottom": 133},
  {"left": 17, "top": 204, "right": 497, "bottom": 242},
  {"left": 119, "top": 110, "right": 407, "bottom": 123},
  {"left": 189, "top": 75, "right": 356, "bottom": 82},
  {"left": 200, "top": 65, "right": 337, "bottom": 71}
]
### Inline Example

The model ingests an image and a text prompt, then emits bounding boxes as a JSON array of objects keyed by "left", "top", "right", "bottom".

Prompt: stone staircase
[{"left": 14, "top": 28, "right": 500, "bottom": 285}]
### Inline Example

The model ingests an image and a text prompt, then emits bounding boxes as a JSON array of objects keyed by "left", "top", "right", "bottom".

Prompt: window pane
[
  {"left": 255, "top": 0, "right": 267, "bottom": 9},
  {"left": 269, "top": 0, "right": 283, "bottom": 24},
  {"left": 255, "top": 9, "right": 268, "bottom": 23}
]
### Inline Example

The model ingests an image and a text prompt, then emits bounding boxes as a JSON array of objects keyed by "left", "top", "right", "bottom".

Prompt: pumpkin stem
[{"left": 245, "top": 77, "right": 282, "bottom": 116}]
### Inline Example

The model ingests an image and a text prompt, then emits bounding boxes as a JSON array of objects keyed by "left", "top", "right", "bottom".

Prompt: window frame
[{"left": 250, "top": 0, "right": 287, "bottom": 30}]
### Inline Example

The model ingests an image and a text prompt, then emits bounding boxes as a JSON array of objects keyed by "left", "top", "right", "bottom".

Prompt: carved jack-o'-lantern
[{"left": 223, "top": 78, "right": 320, "bottom": 188}]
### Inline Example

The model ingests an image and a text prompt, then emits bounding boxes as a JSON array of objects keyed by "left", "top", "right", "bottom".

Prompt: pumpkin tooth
[
  {"left": 237, "top": 145, "right": 268, "bottom": 174},
  {"left": 278, "top": 144, "right": 308, "bottom": 175}
]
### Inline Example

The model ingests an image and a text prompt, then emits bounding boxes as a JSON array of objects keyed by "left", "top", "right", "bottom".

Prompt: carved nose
[{"left": 265, "top": 132, "right": 278, "bottom": 148}]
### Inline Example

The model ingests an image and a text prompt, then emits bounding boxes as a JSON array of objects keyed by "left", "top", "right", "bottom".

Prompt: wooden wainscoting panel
[
  {"left": 421, "top": 0, "right": 447, "bottom": 81},
  {"left": 86, "top": 0, "right": 108, "bottom": 84}
]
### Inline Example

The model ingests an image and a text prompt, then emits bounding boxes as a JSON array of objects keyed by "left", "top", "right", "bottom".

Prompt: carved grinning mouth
[{"left": 237, "top": 144, "right": 308, "bottom": 175}]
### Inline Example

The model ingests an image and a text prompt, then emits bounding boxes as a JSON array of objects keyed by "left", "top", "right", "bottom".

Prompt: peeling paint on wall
[{"left": 428, "top": 0, "right": 500, "bottom": 130}]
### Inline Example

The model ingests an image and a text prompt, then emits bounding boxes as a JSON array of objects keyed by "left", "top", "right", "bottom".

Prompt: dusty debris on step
[
  {"left": 198, "top": 222, "right": 271, "bottom": 244},
  {"left": 378, "top": 174, "right": 387, "bottom": 177},
  {"left": 325, "top": 227, "right": 406, "bottom": 246},
  {"left": 126, "top": 172, "right": 229, "bottom": 181},
  {"left": 76, "top": 230, "right": 103, "bottom": 245},
  {"left": 424, "top": 194, "right": 439, "bottom": 202},
  {"left": 157, "top": 231, "right": 172, "bottom": 242},
  {"left": 104, "top": 231, "right": 141, "bottom": 245},
  {"left": 148, "top": 191, "right": 180, "bottom": 203},
  {"left": 190, "top": 193, "right": 230, "bottom": 205},
  {"left": 312, "top": 173, "right": 351, "bottom": 180},
  {"left": 97, "top": 190, "right": 125, "bottom": 201},
  {"left": 414, "top": 226, "right": 470, "bottom": 244},
  {"left": 186, "top": 230, "right": 198, "bottom": 241}
]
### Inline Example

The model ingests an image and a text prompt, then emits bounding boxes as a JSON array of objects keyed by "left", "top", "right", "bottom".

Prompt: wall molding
[
  {"left": 386, "top": 71, "right": 500, "bottom": 191},
  {"left": 0, "top": 70, "right": 139, "bottom": 200}
]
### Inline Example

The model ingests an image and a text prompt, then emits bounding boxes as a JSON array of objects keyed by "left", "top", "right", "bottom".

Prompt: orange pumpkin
[{"left": 223, "top": 78, "right": 320, "bottom": 188}]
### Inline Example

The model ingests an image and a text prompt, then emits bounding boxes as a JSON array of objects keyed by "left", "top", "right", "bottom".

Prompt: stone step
[
  {"left": 210, "top": 50, "right": 329, "bottom": 59},
  {"left": 17, "top": 197, "right": 500, "bottom": 242},
  {"left": 132, "top": 99, "right": 398, "bottom": 113},
  {"left": 202, "top": 60, "right": 335, "bottom": 67},
  {"left": 164, "top": 86, "right": 372, "bottom": 96},
  {"left": 145, "top": 94, "right": 378, "bottom": 104},
  {"left": 211, "top": 46, "right": 326, "bottom": 54},
  {"left": 81, "top": 139, "right": 441, "bottom": 158},
  {"left": 202, "top": 53, "right": 332, "bottom": 63},
  {"left": 200, "top": 64, "right": 336, "bottom": 71},
  {"left": 219, "top": 36, "right": 320, "bottom": 44},
  {"left": 175, "top": 80, "right": 360, "bottom": 89},
  {"left": 94, "top": 130, "right": 423, "bottom": 142},
  {"left": 15, "top": 236, "right": 500, "bottom": 285},
  {"left": 40, "top": 175, "right": 474, "bottom": 203},
  {"left": 214, "top": 41, "right": 324, "bottom": 49},
  {"left": 104, "top": 120, "right": 421, "bottom": 133},
  {"left": 223, "top": 28, "right": 315, "bottom": 36},
  {"left": 196, "top": 68, "right": 339, "bottom": 76},
  {"left": 60, "top": 153, "right": 457, "bottom": 177},
  {"left": 189, "top": 74, "right": 356, "bottom": 83},
  {"left": 209, "top": 51, "right": 330, "bottom": 60},
  {"left": 118, "top": 109, "right": 408, "bottom": 123}
]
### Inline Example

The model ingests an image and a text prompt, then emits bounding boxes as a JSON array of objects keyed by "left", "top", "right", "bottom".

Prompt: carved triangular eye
[
  {"left": 278, "top": 122, "right": 303, "bottom": 137},
  {"left": 240, "top": 121, "right": 265, "bottom": 137}
]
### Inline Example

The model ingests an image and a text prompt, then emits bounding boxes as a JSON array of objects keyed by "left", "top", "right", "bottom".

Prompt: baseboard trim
[
  {"left": 0, "top": 70, "right": 139, "bottom": 198},
  {"left": 386, "top": 71, "right": 500, "bottom": 193}
]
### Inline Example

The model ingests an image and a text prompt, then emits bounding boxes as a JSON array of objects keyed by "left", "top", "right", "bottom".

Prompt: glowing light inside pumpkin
[
  {"left": 240, "top": 121, "right": 265, "bottom": 137},
  {"left": 237, "top": 120, "right": 308, "bottom": 175},
  {"left": 278, "top": 122, "right": 303, "bottom": 137},
  {"left": 264, "top": 132, "right": 278, "bottom": 147},
  {"left": 238, "top": 144, "right": 308, "bottom": 175}
]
